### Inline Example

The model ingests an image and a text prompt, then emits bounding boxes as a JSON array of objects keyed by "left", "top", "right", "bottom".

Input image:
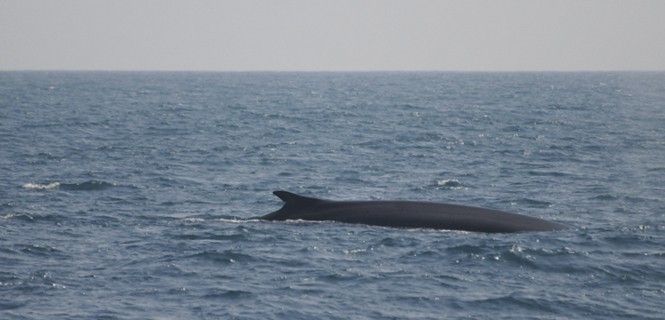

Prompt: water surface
[{"left": 1, "top": 72, "right": 664, "bottom": 319}]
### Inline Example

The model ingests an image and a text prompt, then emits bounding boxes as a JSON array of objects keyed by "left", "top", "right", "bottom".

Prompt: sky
[{"left": 1, "top": 0, "right": 664, "bottom": 71}]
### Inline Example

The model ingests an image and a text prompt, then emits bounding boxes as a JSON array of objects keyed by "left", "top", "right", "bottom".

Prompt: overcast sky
[{"left": 2, "top": 0, "right": 664, "bottom": 71}]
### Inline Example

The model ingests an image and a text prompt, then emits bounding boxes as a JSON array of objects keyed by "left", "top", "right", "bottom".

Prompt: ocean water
[{"left": 1, "top": 71, "right": 664, "bottom": 319}]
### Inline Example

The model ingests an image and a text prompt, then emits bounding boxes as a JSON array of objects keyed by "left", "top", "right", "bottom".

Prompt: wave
[
  {"left": 170, "top": 232, "right": 247, "bottom": 241},
  {"left": 434, "top": 179, "right": 464, "bottom": 189},
  {"left": 589, "top": 194, "right": 618, "bottom": 201},
  {"left": 60, "top": 180, "right": 116, "bottom": 191},
  {"left": 1, "top": 212, "right": 66, "bottom": 224},
  {"left": 202, "top": 289, "right": 253, "bottom": 300},
  {"left": 185, "top": 250, "right": 256, "bottom": 264},
  {"left": 527, "top": 170, "right": 569, "bottom": 177},
  {"left": 515, "top": 198, "right": 552, "bottom": 208},
  {"left": 22, "top": 182, "right": 60, "bottom": 190},
  {"left": 22, "top": 180, "right": 116, "bottom": 191},
  {"left": 16, "top": 243, "right": 66, "bottom": 258}
]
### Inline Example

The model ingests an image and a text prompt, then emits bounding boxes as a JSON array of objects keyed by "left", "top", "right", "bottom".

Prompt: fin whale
[{"left": 261, "top": 191, "right": 566, "bottom": 233}]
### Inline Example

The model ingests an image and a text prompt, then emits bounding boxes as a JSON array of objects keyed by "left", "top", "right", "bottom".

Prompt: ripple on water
[
  {"left": 16, "top": 244, "right": 66, "bottom": 258},
  {"left": 0, "top": 300, "right": 29, "bottom": 311},
  {"left": 462, "top": 294, "right": 559, "bottom": 314},
  {"left": 169, "top": 232, "right": 248, "bottom": 241},
  {"left": 202, "top": 288, "right": 254, "bottom": 300},
  {"left": 519, "top": 198, "right": 553, "bottom": 208},
  {"left": 185, "top": 250, "right": 257, "bottom": 264}
]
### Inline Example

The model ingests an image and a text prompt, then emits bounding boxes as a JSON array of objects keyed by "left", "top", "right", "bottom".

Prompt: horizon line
[{"left": 2, "top": 68, "right": 665, "bottom": 73}]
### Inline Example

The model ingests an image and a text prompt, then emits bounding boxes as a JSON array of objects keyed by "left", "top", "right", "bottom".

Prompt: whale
[{"left": 261, "top": 191, "right": 566, "bottom": 233}]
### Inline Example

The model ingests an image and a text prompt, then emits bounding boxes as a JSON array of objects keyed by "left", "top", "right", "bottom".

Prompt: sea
[{"left": 1, "top": 71, "right": 664, "bottom": 319}]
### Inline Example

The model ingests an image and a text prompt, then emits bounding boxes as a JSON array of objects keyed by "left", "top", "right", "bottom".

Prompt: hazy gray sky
[{"left": 2, "top": 0, "right": 664, "bottom": 71}]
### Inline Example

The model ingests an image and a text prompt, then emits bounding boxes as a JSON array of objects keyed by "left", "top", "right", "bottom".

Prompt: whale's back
[{"left": 262, "top": 191, "right": 566, "bottom": 233}]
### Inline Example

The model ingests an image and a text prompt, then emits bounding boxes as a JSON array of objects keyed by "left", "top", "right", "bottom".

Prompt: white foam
[
  {"left": 218, "top": 218, "right": 255, "bottom": 223},
  {"left": 436, "top": 179, "right": 463, "bottom": 189},
  {"left": 1, "top": 213, "right": 17, "bottom": 219},
  {"left": 22, "top": 182, "right": 60, "bottom": 190},
  {"left": 1, "top": 213, "right": 34, "bottom": 220}
]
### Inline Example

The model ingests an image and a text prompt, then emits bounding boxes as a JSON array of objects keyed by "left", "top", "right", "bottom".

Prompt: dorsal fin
[{"left": 273, "top": 190, "right": 323, "bottom": 207}]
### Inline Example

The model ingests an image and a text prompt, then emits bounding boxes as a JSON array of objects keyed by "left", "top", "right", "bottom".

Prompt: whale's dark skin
[{"left": 262, "top": 191, "right": 566, "bottom": 233}]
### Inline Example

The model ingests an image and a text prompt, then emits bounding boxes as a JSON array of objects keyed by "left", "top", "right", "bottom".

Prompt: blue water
[{"left": 1, "top": 71, "right": 664, "bottom": 319}]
